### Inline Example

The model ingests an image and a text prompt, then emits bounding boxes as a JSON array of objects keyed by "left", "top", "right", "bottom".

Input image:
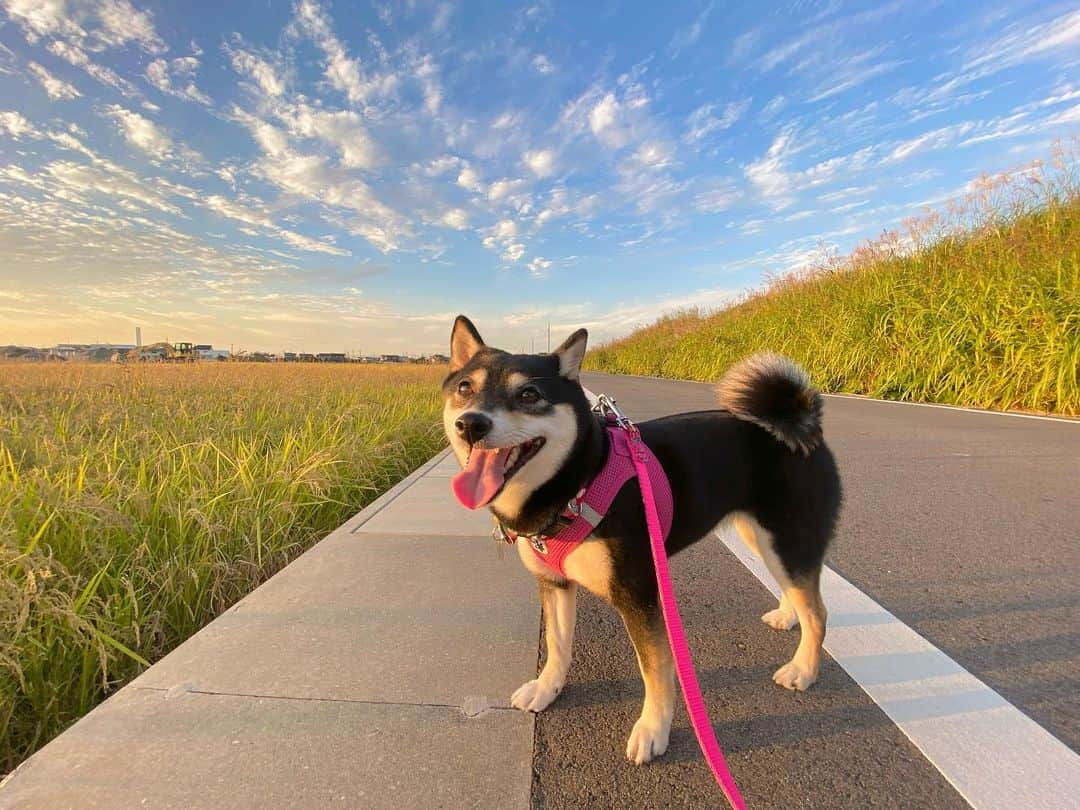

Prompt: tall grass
[
  {"left": 587, "top": 145, "right": 1080, "bottom": 415},
  {"left": 0, "top": 362, "right": 446, "bottom": 771}
]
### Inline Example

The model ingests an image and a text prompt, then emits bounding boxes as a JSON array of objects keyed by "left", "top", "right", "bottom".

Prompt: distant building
[
  {"left": 426, "top": 354, "right": 450, "bottom": 364},
  {"left": 379, "top": 354, "right": 408, "bottom": 363},
  {"left": 50, "top": 343, "right": 135, "bottom": 362},
  {"left": 316, "top": 352, "right": 347, "bottom": 363}
]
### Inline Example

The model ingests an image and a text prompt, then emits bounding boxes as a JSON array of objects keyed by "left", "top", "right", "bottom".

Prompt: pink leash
[{"left": 600, "top": 396, "right": 747, "bottom": 810}]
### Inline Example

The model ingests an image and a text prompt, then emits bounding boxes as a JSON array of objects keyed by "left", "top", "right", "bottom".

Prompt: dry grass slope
[
  {"left": 0, "top": 363, "right": 447, "bottom": 771},
  {"left": 586, "top": 145, "right": 1080, "bottom": 416}
]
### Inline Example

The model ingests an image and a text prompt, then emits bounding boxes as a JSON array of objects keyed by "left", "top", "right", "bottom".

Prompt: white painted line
[
  {"left": 716, "top": 527, "right": 1080, "bottom": 810},
  {"left": 583, "top": 371, "right": 1077, "bottom": 424},
  {"left": 822, "top": 393, "right": 1077, "bottom": 424}
]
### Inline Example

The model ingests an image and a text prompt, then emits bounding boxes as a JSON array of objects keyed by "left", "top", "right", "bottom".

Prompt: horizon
[{"left": 1, "top": 0, "right": 1078, "bottom": 354}]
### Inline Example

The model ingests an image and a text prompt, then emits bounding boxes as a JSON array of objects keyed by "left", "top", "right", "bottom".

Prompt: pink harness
[
  {"left": 502, "top": 423, "right": 673, "bottom": 578},
  {"left": 497, "top": 396, "right": 746, "bottom": 809}
]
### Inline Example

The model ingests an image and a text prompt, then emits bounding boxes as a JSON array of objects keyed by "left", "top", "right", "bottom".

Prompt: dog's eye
[
  {"left": 457, "top": 379, "right": 473, "bottom": 396},
  {"left": 518, "top": 386, "right": 541, "bottom": 404}
]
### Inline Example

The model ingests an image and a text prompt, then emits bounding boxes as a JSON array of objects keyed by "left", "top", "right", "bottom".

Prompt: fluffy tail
[{"left": 716, "top": 353, "right": 823, "bottom": 455}]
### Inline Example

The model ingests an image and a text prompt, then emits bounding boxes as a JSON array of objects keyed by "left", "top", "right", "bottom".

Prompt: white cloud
[
  {"left": 203, "top": 193, "right": 349, "bottom": 256},
  {"left": 457, "top": 166, "right": 484, "bottom": 193},
  {"left": 532, "top": 54, "right": 554, "bottom": 74},
  {"left": 103, "top": 104, "right": 172, "bottom": 158},
  {"left": 684, "top": 99, "right": 751, "bottom": 143},
  {"left": 487, "top": 177, "right": 526, "bottom": 202},
  {"left": 252, "top": 151, "right": 405, "bottom": 252},
  {"left": 527, "top": 256, "right": 551, "bottom": 276},
  {"left": 627, "top": 140, "right": 675, "bottom": 171},
  {"left": 146, "top": 56, "right": 211, "bottom": 105},
  {"left": 93, "top": 0, "right": 164, "bottom": 52},
  {"left": 47, "top": 39, "right": 139, "bottom": 96},
  {"left": 523, "top": 148, "right": 556, "bottom": 178},
  {"left": 226, "top": 45, "right": 285, "bottom": 97},
  {"left": 276, "top": 104, "right": 378, "bottom": 169},
  {"left": 232, "top": 107, "right": 290, "bottom": 157},
  {"left": 44, "top": 160, "right": 182, "bottom": 214},
  {"left": 668, "top": 2, "right": 714, "bottom": 56},
  {"left": 884, "top": 122, "right": 975, "bottom": 163},
  {"left": 693, "top": 183, "right": 739, "bottom": 213},
  {"left": 534, "top": 185, "right": 600, "bottom": 227},
  {"left": 964, "top": 8, "right": 1080, "bottom": 75},
  {"left": 482, "top": 218, "right": 525, "bottom": 262},
  {"left": 28, "top": 61, "right": 80, "bottom": 100},
  {"left": 0, "top": 109, "right": 32, "bottom": 137},
  {"left": 589, "top": 92, "right": 620, "bottom": 138},
  {"left": 292, "top": 0, "right": 397, "bottom": 106},
  {"left": 438, "top": 208, "right": 469, "bottom": 230},
  {"left": 2, "top": 0, "right": 164, "bottom": 53}
]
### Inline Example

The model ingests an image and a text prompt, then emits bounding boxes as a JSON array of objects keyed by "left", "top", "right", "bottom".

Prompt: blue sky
[{"left": 0, "top": 0, "right": 1077, "bottom": 354}]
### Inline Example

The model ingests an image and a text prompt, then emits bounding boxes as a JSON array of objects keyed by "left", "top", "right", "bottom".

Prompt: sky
[{"left": 0, "top": 0, "right": 1077, "bottom": 355}]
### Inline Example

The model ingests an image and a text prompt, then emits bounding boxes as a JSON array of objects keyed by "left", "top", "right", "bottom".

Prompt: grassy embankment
[
  {"left": 0, "top": 362, "right": 446, "bottom": 770},
  {"left": 586, "top": 148, "right": 1079, "bottom": 415}
]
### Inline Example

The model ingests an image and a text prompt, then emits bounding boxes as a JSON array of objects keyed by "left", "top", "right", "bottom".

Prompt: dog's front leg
[
  {"left": 619, "top": 602, "right": 675, "bottom": 765},
  {"left": 511, "top": 579, "right": 577, "bottom": 712}
]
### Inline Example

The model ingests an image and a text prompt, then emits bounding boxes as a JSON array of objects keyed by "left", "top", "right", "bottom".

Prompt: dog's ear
[
  {"left": 450, "top": 315, "right": 485, "bottom": 371},
  {"left": 552, "top": 328, "right": 588, "bottom": 381}
]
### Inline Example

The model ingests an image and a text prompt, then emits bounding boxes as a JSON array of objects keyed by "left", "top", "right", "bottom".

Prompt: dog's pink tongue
[{"left": 452, "top": 448, "right": 511, "bottom": 509}]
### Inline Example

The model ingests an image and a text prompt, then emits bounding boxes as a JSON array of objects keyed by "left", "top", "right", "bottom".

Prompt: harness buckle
[{"left": 529, "top": 535, "right": 548, "bottom": 554}]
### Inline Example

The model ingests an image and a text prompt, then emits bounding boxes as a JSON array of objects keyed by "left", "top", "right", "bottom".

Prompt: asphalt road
[{"left": 528, "top": 373, "right": 1079, "bottom": 809}]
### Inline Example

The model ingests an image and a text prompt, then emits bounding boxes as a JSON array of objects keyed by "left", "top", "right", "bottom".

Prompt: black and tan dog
[{"left": 442, "top": 316, "right": 841, "bottom": 765}]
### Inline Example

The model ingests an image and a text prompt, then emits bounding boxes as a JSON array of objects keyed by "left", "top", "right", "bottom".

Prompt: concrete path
[
  {"left": 2, "top": 373, "right": 1077, "bottom": 809},
  {"left": 0, "top": 451, "right": 537, "bottom": 810}
]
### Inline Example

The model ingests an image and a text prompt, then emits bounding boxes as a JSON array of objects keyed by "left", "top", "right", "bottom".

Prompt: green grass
[
  {"left": 586, "top": 146, "right": 1080, "bottom": 415},
  {"left": 0, "top": 362, "right": 446, "bottom": 771}
]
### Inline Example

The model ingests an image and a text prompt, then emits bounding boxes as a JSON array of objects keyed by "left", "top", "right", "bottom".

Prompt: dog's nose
[{"left": 455, "top": 412, "right": 493, "bottom": 444}]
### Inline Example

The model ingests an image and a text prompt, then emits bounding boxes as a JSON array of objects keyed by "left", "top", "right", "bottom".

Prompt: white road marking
[
  {"left": 584, "top": 372, "right": 1078, "bottom": 424},
  {"left": 717, "top": 527, "right": 1080, "bottom": 810},
  {"left": 823, "top": 392, "right": 1078, "bottom": 424}
]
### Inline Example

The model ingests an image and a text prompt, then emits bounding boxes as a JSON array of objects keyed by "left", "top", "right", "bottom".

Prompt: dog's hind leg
[
  {"left": 511, "top": 579, "right": 576, "bottom": 712},
  {"left": 732, "top": 512, "right": 798, "bottom": 631},
  {"left": 771, "top": 575, "right": 827, "bottom": 691},
  {"left": 618, "top": 602, "right": 675, "bottom": 765}
]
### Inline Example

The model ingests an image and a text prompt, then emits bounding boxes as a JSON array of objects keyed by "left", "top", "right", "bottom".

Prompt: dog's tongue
[{"left": 452, "top": 447, "right": 511, "bottom": 509}]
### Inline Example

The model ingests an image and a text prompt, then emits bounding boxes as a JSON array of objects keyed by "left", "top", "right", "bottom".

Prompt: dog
[{"left": 441, "top": 315, "right": 842, "bottom": 765}]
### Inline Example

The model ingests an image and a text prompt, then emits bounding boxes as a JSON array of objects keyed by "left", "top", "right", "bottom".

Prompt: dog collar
[{"left": 494, "top": 420, "right": 673, "bottom": 580}]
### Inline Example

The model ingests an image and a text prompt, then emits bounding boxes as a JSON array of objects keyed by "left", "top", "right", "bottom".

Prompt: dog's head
[{"left": 442, "top": 315, "right": 591, "bottom": 519}]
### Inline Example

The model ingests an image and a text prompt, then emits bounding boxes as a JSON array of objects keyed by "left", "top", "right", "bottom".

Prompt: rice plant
[
  {"left": 0, "top": 362, "right": 446, "bottom": 771},
  {"left": 586, "top": 144, "right": 1080, "bottom": 415}
]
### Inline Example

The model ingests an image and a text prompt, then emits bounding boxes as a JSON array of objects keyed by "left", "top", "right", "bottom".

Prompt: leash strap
[{"left": 625, "top": 423, "right": 747, "bottom": 810}]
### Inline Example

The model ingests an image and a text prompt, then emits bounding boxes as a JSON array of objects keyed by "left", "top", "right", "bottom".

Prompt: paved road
[
  {"left": 4, "top": 373, "right": 1077, "bottom": 810},
  {"left": 529, "top": 374, "right": 1079, "bottom": 808}
]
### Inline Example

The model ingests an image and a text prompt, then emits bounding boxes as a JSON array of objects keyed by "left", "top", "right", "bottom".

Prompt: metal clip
[
  {"left": 592, "top": 393, "right": 638, "bottom": 435},
  {"left": 529, "top": 535, "right": 548, "bottom": 554},
  {"left": 492, "top": 522, "right": 514, "bottom": 545}
]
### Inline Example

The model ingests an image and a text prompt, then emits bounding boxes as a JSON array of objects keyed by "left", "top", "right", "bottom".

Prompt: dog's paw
[
  {"left": 510, "top": 679, "right": 560, "bottom": 713},
  {"left": 625, "top": 717, "right": 670, "bottom": 765},
  {"left": 761, "top": 608, "right": 798, "bottom": 630},
  {"left": 773, "top": 659, "right": 818, "bottom": 691}
]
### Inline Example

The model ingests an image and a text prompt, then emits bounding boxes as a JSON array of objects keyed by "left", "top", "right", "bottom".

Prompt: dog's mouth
[{"left": 451, "top": 437, "right": 546, "bottom": 510}]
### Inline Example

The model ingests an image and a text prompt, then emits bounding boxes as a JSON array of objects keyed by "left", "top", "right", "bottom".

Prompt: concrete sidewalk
[{"left": 0, "top": 450, "right": 541, "bottom": 809}]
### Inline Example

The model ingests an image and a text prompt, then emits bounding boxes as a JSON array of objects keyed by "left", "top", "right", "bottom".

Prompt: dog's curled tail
[{"left": 716, "top": 353, "right": 823, "bottom": 455}]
